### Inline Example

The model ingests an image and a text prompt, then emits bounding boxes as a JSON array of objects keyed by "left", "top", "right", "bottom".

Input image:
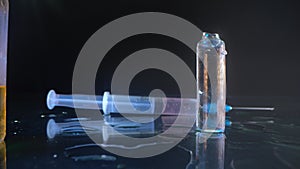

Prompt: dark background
[
  {"left": 6, "top": 0, "right": 300, "bottom": 106},
  {"left": 5, "top": 1, "right": 300, "bottom": 168}
]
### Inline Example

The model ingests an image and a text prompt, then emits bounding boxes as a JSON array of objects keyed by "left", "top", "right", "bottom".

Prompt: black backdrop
[{"left": 7, "top": 0, "right": 300, "bottom": 106}]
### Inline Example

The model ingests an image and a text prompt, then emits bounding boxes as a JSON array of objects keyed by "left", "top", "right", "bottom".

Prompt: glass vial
[
  {"left": 196, "top": 32, "right": 227, "bottom": 133},
  {"left": 0, "top": 0, "right": 8, "bottom": 141}
]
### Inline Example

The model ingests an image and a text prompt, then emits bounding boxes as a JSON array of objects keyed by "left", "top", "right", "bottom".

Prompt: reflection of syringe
[
  {"left": 47, "top": 90, "right": 274, "bottom": 115},
  {"left": 46, "top": 118, "right": 185, "bottom": 139}
]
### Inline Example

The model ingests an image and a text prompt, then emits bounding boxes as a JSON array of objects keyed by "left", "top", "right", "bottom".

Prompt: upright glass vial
[
  {"left": 196, "top": 32, "right": 227, "bottom": 133},
  {"left": 0, "top": 0, "right": 8, "bottom": 141}
]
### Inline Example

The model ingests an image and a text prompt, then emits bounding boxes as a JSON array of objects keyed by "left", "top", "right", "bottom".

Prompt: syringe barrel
[
  {"left": 47, "top": 90, "right": 103, "bottom": 110},
  {"left": 102, "top": 92, "right": 155, "bottom": 115},
  {"left": 103, "top": 93, "right": 198, "bottom": 116}
]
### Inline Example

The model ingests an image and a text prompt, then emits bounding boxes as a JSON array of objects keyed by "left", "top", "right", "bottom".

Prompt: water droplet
[
  {"left": 100, "top": 155, "right": 117, "bottom": 161},
  {"left": 71, "top": 155, "right": 117, "bottom": 162},
  {"left": 117, "top": 164, "right": 126, "bottom": 169},
  {"left": 40, "top": 114, "right": 45, "bottom": 118},
  {"left": 48, "top": 114, "right": 57, "bottom": 118},
  {"left": 53, "top": 154, "right": 58, "bottom": 158}
]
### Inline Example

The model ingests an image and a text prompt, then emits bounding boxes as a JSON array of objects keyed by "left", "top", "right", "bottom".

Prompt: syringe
[
  {"left": 47, "top": 90, "right": 274, "bottom": 115},
  {"left": 47, "top": 90, "right": 199, "bottom": 115}
]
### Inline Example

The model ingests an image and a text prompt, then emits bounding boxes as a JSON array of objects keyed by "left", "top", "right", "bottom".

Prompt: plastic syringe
[
  {"left": 47, "top": 90, "right": 274, "bottom": 115},
  {"left": 47, "top": 90, "right": 199, "bottom": 115}
]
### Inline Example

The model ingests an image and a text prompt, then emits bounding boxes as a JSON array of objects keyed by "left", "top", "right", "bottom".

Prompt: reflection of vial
[
  {"left": 0, "top": 142, "right": 5, "bottom": 169},
  {"left": 196, "top": 32, "right": 227, "bottom": 133},
  {"left": 196, "top": 133, "right": 225, "bottom": 169},
  {"left": 0, "top": 0, "right": 9, "bottom": 141}
]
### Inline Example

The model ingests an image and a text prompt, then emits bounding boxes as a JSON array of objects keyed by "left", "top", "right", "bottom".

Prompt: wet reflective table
[{"left": 4, "top": 96, "right": 300, "bottom": 169}]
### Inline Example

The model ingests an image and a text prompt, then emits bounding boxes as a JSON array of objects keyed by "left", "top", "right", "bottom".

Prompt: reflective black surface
[{"left": 4, "top": 97, "right": 300, "bottom": 169}]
